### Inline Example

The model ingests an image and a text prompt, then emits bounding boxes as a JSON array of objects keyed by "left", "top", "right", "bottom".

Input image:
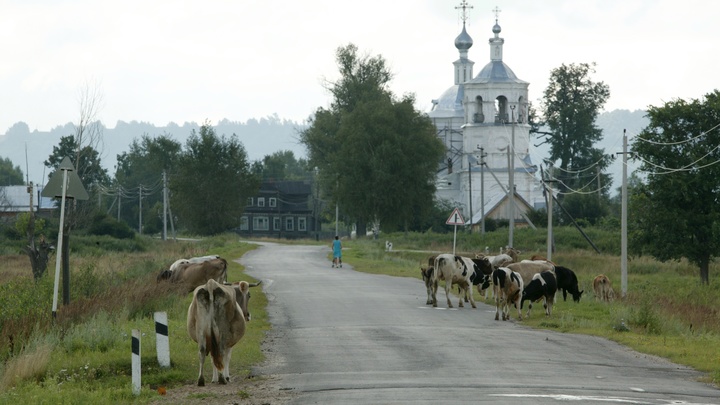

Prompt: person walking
[{"left": 332, "top": 236, "right": 342, "bottom": 268}]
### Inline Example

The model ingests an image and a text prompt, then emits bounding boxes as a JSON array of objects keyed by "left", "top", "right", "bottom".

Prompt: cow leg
[
  {"left": 468, "top": 286, "right": 476, "bottom": 308},
  {"left": 445, "top": 282, "right": 453, "bottom": 308},
  {"left": 197, "top": 349, "right": 206, "bottom": 386},
  {"left": 431, "top": 280, "right": 438, "bottom": 307},
  {"left": 223, "top": 348, "right": 233, "bottom": 383},
  {"left": 515, "top": 295, "right": 523, "bottom": 321}
]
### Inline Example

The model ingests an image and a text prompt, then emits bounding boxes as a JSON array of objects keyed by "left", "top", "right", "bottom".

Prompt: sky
[{"left": 2, "top": 0, "right": 719, "bottom": 138}]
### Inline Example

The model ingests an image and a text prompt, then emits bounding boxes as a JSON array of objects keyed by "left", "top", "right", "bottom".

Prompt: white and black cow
[
  {"left": 432, "top": 254, "right": 482, "bottom": 309},
  {"left": 521, "top": 270, "right": 558, "bottom": 318},
  {"left": 493, "top": 267, "right": 524, "bottom": 321}
]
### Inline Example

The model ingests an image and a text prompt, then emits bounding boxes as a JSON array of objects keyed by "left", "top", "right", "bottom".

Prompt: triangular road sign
[{"left": 446, "top": 208, "right": 465, "bottom": 225}]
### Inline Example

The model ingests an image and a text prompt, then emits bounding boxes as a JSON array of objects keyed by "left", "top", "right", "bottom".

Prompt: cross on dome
[{"left": 456, "top": 0, "right": 473, "bottom": 24}]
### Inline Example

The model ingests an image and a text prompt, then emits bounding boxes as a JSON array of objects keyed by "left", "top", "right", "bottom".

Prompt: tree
[
  {"left": 115, "top": 134, "right": 182, "bottom": 231},
  {"left": 253, "top": 150, "right": 311, "bottom": 181},
  {"left": 301, "top": 44, "right": 445, "bottom": 234},
  {"left": 45, "top": 135, "right": 110, "bottom": 189},
  {"left": 538, "top": 63, "right": 613, "bottom": 194},
  {"left": 170, "top": 123, "right": 259, "bottom": 235},
  {"left": 630, "top": 90, "right": 720, "bottom": 284},
  {"left": 0, "top": 157, "right": 24, "bottom": 185}
]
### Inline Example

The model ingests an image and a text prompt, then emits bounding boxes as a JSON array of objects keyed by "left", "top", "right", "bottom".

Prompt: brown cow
[
  {"left": 186, "top": 278, "right": 260, "bottom": 386},
  {"left": 165, "top": 258, "right": 228, "bottom": 292},
  {"left": 593, "top": 274, "right": 615, "bottom": 302},
  {"left": 507, "top": 261, "right": 555, "bottom": 287}
]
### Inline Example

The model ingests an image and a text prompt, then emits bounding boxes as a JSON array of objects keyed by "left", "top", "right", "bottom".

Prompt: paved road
[{"left": 242, "top": 242, "right": 720, "bottom": 404}]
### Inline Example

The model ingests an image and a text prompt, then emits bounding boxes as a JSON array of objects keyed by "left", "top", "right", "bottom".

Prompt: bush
[{"left": 87, "top": 214, "right": 135, "bottom": 239}]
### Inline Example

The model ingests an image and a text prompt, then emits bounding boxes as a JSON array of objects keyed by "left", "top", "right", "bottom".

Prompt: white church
[{"left": 429, "top": 3, "right": 545, "bottom": 231}]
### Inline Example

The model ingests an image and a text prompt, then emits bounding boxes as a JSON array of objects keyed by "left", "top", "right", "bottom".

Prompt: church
[{"left": 429, "top": 3, "right": 545, "bottom": 231}]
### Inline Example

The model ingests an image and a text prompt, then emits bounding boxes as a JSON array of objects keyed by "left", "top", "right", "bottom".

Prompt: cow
[
  {"left": 188, "top": 254, "right": 221, "bottom": 264},
  {"left": 187, "top": 278, "right": 260, "bottom": 386},
  {"left": 474, "top": 253, "right": 514, "bottom": 299},
  {"left": 521, "top": 270, "right": 558, "bottom": 318},
  {"left": 157, "top": 256, "right": 220, "bottom": 282},
  {"left": 420, "top": 265, "right": 435, "bottom": 305},
  {"left": 507, "top": 261, "right": 554, "bottom": 288},
  {"left": 432, "top": 254, "right": 479, "bottom": 309},
  {"left": 502, "top": 246, "right": 522, "bottom": 262},
  {"left": 493, "top": 267, "right": 524, "bottom": 321},
  {"left": 555, "top": 265, "right": 584, "bottom": 302},
  {"left": 164, "top": 258, "right": 229, "bottom": 292},
  {"left": 593, "top": 274, "right": 615, "bottom": 302}
]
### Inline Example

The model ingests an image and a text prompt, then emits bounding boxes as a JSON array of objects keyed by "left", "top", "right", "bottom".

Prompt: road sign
[{"left": 446, "top": 208, "right": 465, "bottom": 225}]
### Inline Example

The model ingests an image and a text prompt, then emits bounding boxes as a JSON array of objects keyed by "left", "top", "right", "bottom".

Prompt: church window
[
  {"left": 495, "top": 96, "right": 508, "bottom": 123},
  {"left": 473, "top": 96, "right": 484, "bottom": 123}
]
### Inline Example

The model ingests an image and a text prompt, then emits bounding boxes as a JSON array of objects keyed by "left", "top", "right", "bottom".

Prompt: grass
[
  {"left": 338, "top": 231, "right": 720, "bottom": 386},
  {"left": 0, "top": 234, "right": 265, "bottom": 404},
  {"left": 0, "top": 226, "right": 718, "bottom": 403}
]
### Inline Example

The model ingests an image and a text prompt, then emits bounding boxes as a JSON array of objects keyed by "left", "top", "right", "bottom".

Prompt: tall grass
[{"left": 0, "top": 234, "right": 263, "bottom": 403}]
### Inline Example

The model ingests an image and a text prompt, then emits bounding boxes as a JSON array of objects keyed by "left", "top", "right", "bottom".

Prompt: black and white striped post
[
  {"left": 154, "top": 311, "right": 170, "bottom": 368},
  {"left": 131, "top": 329, "right": 141, "bottom": 395}
]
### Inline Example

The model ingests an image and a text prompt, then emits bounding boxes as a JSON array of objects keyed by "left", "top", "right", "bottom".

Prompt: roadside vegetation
[
  {"left": 0, "top": 234, "right": 265, "bottom": 404},
  {"left": 1, "top": 226, "right": 718, "bottom": 404}
]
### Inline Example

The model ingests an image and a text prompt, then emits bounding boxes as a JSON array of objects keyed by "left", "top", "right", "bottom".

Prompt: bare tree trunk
[
  {"left": 23, "top": 183, "right": 53, "bottom": 280},
  {"left": 700, "top": 257, "right": 710, "bottom": 285}
]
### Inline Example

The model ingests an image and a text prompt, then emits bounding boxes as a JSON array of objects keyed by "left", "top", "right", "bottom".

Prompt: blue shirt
[{"left": 332, "top": 239, "right": 342, "bottom": 257}]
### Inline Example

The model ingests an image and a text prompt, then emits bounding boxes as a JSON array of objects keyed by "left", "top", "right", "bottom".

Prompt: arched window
[
  {"left": 473, "top": 96, "right": 484, "bottom": 123},
  {"left": 495, "top": 96, "right": 508, "bottom": 123}
]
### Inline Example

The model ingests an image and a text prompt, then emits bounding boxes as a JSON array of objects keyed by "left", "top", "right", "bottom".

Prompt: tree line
[{"left": 1, "top": 45, "right": 719, "bottom": 284}]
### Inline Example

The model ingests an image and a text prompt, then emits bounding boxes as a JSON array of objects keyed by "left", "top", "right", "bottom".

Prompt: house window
[
  {"left": 273, "top": 217, "right": 281, "bottom": 231},
  {"left": 253, "top": 216, "right": 269, "bottom": 231},
  {"left": 285, "top": 217, "right": 294, "bottom": 231},
  {"left": 269, "top": 197, "right": 277, "bottom": 208},
  {"left": 298, "top": 217, "right": 306, "bottom": 231},
  {"left": 246, "top": 197, "right": 253, "bottom": 207},
  {"left": 258, "top": 197, "right": 265, "bottom": 207},
  {"left": 240, "top": 216, "right": 249, "bottom": 231}
]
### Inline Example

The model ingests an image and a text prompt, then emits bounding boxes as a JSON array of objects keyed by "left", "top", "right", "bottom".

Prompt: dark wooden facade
[{"left": 237, "top": 180, "right": 316, "bottom": 239}]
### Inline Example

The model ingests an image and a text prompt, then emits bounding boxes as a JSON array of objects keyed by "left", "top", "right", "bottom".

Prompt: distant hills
[
  {"left": 1, "top": 109, "right": 649, "bottom": 191},
  {"left": 0, "top": 115, "right": 308, "bottom": 186}
]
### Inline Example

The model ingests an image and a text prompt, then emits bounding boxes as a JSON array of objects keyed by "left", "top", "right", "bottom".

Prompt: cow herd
[
  {"left": 420, "top": 247, "right": 616, "bottom": 321},
  {"left": 156, "top": 254, "right": 261, "bottom": 386}
]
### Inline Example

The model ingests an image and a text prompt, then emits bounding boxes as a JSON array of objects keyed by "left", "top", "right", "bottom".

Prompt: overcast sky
[{"left": 2, "top": 0, "right": 718, "bottom": 138}]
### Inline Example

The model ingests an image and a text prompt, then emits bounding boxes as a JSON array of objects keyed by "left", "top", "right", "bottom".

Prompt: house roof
[
  {"left": 0, "top": 185, "right": 55, "bottom": 212},
  {"left": 260, "top": 180, "right": 312, "bottom": 195},
  {"left": 466, "top": 191, "right": 533, "bottom": 225}
]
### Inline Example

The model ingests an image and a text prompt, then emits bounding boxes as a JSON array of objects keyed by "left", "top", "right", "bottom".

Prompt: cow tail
[
  {"left": 210, "top": 329, "right": 223, "bottom": 371},
  {"left": 434, "top": 257, "right": 445, "bottom": 281}
]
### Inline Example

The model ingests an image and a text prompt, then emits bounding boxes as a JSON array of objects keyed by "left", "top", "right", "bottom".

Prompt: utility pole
[
  {"left": 477, "top": 145, "right": 487, "bottom": 235},
  {"left": 468, "top": 156, "right": 473, "bottom": 231},
  {"left": 618, "top": 129, "right": 629, "bottom": 299},
  {"left": 117, "top": 185, "right": 121, "bottom": 221},
  {"left": 138, "top": 185, "right": 143, "bottom": 235},
  {"left": 542, "top": 164, "right": 558, "bottom": 260},
  {"left": 508, "top": 105, "right": 516, "bottom": 248},
  {"left": 162, "top": 171, "right": 168, "bottom": 241}
]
